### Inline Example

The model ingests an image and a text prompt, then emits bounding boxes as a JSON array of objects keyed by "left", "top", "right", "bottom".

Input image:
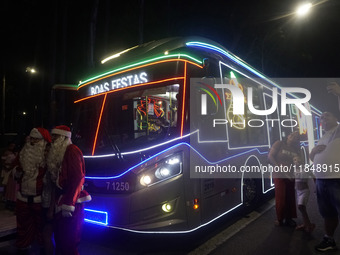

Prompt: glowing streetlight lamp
[
  {"left": 296, "top": 3, "right": 312, "bottom": 17},
  {"left": 26, "top": 67, "right": 37, "bottom": 74},
  {"left": 25, "top": 67, "right": 39, "bottom": 126}
]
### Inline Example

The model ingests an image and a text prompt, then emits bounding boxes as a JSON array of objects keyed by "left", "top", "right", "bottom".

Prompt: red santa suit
[
  {"left": 52, "top": 126, "right": 91, "bottom": 255},
  {"left": 15, "top": 127, "right": 51, "bottom": 249}
]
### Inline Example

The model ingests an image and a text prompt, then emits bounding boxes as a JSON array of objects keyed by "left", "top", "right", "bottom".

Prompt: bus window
[
  {"left": 313, "top": 115, "right": 321, "bottom": 141},
  {"left": 93, "top": 84, "right": 179, "bottom": 154},
  {"left": 222, "top": 75, "right": 247, "bottom": 147},
  {"left": 291, "top": 105, "right": 308, "bottom": 142},
  {"left": 190, "top": 77, "right": 227, "bottom": 142},
  {"left": 264, "top": 94, "right": 281, "bottom": 145},
  {"left": 72, "top": 96, "right": 104, "bottom": 155},
  {"left": 134, "top": 85, "right": 178, "bottom": 136},
  {"left": 191, "top": 77, "right": 220, "bottom": 117},
  {"left": 280, "top": 102, "right": 294, "bottom": 139},
  {"left": 244, "top": 83, "right": 268, "bottom": 146},
  {"left": 223, "top": 74, "right": 268, "bottom": 147}
]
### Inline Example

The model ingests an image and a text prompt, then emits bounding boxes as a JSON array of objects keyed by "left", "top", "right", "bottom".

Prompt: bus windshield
[{"left": 73, "top": 84, "right": 180, "bottom": 155}]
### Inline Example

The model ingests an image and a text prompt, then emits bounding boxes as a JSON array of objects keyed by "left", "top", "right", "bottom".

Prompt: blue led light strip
[
  {"left": 186, "top": 41, "right": 322, "bottom": 115},
  {"left": 85, "top": 142, "right": 185, "bottom": 180},
  {"left": 84, "top": 208, "right": 108, "bottom": 225},
  {"left": 86, "top": 142, "right": 268, "bottom": 180},
  {"left": 83, "top": 131, "right": 195, "bottom": 158},
  {"left": 93, "top": 203, "right": 243, "bottom": 234}
]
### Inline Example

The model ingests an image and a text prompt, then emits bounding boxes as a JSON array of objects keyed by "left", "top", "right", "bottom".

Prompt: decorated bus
[{"left": 72, "top": 37, "right": 322, "bottom": 233}]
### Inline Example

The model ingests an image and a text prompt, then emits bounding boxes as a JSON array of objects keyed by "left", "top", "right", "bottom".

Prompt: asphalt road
[{"left": 2, "top": 179, "right": 340, "bottom": 255}]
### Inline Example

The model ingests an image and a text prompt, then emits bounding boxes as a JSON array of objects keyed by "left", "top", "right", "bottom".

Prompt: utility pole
[
  {"left": 139, "top": 0, "right": 144, "bottom": 44},
  {"left": 2, "top": 74, "right": 5, "bottom": 135}
]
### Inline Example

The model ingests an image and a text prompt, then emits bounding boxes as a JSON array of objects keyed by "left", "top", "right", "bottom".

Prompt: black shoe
[
  {"left": 315, "top": 237, "right": 337, "bottom": 252},
  {"left": 284, "top": 219, "right": 297, "bottom": 227}
]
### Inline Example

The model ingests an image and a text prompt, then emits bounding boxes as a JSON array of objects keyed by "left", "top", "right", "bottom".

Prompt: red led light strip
[
  {"left": 92, "top": 94, "right": 107, "bottom": 155},
  {"left": 180, "top": 62, "right": 187, "bottom": 137}
]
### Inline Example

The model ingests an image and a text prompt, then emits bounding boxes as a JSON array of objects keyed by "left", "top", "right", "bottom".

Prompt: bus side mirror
[{"left": 203, "top": 58, "right": 209, "bottom": 68}]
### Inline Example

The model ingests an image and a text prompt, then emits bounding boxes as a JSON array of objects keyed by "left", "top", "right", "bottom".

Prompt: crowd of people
[
  {"left": 0, "top": 125, "right": 91, "bottom": 255},
  {"left": 269, "top": 81, "right": 340, "bottom": 252}
]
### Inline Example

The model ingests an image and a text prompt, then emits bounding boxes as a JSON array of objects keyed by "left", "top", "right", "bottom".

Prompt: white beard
[
  {"left": 46, "top": 136, "right": 71, "bottom": 182},
  {"left": 19, "top": 140, "right": 47, "bottom": 178}
]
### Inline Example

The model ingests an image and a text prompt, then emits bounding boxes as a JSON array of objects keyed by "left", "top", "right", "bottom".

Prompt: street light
[
  {"left": 296, "top": 3, "right": 312, "bottom": 17},
  {"left": 25, "top": 67, "right": 39, "bottom": 126},
  {"left": 259, "top": 2, "right": 314, "bottom": 73},
  {"left": 26, "top": 67, "right": 37, "bottom": 74}
]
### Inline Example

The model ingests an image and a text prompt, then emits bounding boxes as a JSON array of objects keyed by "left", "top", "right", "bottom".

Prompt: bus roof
[
  {"left": 78, "top": 36, "right": 226, "bottom": 86},
  {"left": 77, "top": 36, "right": 322, "bottom": 115}
]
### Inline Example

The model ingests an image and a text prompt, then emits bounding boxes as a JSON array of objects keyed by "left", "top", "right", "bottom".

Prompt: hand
[
  {"left": 309, "top": 145, "right": 326, "bottom": 161},
  {"left": 327, "top": 82, "right": 340, "bottom": 97},
  {"left": 312, "top": 145, "right": 326, "bottom": 154},
  {"left": 62, "top": 209, "right": 73, "bottom": 218},
  {"left": 310, "top": 145, "right": 326, "bottom": 161},
  {"left": 14, "top": 167, "right": 23, "bottom": 180}
]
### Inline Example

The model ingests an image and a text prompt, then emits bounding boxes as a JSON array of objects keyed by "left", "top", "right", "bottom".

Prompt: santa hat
[
  {"left": 30, "top": 127, "right": 52, "bottom": 143},
  {"left": 51, "top": 125, "right": 72, "bottom": 138}
]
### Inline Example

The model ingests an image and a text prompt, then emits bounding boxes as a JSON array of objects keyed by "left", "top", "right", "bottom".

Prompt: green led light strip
[{"left": 78, "top": 53, "right": 202, "bottom": 87}]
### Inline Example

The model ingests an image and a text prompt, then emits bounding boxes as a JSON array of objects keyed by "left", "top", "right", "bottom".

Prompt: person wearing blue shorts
[{"left": 311, "top": 82, "right": 340, "bottom": 252}]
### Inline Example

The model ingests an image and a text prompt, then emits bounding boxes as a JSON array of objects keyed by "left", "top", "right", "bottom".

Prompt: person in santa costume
[
  {"left": 49, "top": 125, "right": 91, "bottom": 255},
  {"left": 14, "top": 127, "right": 51, "bottom": 251}
]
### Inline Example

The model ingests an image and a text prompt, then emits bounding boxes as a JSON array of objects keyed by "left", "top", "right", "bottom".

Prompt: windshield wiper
[{"left": 104, "top": 127, "right": 124, "bottom": 160}]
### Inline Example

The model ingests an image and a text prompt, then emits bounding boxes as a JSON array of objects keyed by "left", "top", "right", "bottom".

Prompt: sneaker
[{"left": 315, "top": 237, "right": 337, "bottom": 252}]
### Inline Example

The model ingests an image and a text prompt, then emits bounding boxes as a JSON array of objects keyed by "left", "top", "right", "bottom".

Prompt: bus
[{"left": 72, "top": 37, "right": 322, "bottom": 233}]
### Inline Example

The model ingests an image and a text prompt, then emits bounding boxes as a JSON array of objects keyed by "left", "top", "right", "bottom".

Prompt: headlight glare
[
  {"left": 140, "top": 175, "right": 152, "bottom": 186},
  {"left": 137, "top": 153, "right": 182, "bottom": 188},
  {"left": 155, "top": 167, "right": 170, "bottom": 179},
  {"left": 162, "top": 203, "right": 172, "bottom": 213},
  {"left": 167, "top": 157, "right": 180, "bottom": 165}
]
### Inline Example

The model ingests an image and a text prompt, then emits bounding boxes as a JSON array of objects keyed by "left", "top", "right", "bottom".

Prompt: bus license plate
[
  {"left": 105, "top": 181, "right": 131, "bottom": 193},
  {"left": 86, "top": 180, "right": 133, "bottom": 194}
]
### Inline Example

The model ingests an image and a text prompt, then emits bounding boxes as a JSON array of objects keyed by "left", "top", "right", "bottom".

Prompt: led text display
[{"left": 89, "top": 72, "right": 148, "bottom": 95}]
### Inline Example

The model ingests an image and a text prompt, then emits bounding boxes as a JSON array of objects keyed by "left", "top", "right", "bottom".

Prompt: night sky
[{"left": 2, "top": 0, "right": 340, "bottom": 132}]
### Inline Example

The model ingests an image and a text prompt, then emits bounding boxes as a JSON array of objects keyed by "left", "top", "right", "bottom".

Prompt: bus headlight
[
  {"left": 140, "top": 175, "right": 152, "bottom": 186},
  {"left": 155, "top": 167, "right": 170, "bottom": 178},
  {"left": 162, "top": 203, "right": 172, "bottom": 213},
  {"left": 137, "top": 154, "right": 182, "bottom": 188}
]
